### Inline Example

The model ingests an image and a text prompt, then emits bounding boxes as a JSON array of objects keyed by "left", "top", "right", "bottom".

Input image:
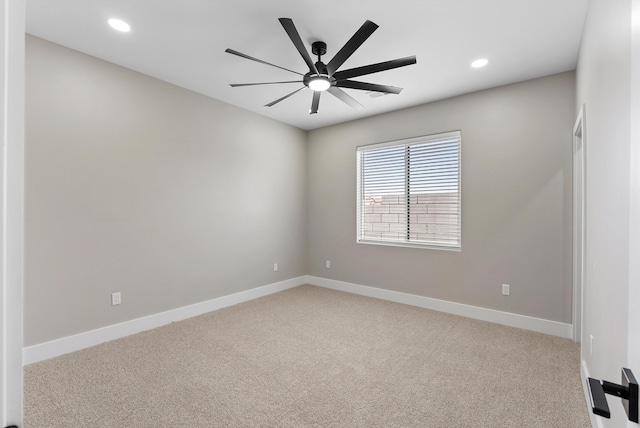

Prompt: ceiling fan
[{"left": 225, "top": 18, "right": 417, "bottom": 115}]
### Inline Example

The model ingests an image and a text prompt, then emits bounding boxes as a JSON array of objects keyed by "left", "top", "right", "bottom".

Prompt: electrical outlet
[
  {"left": 273, "top": 263, "right": 278, "bottom": 272},
  {"left": 111, "top": 292, "right": 121, "bottom": 306},
  {"left": 325, "top": 260, "right": 331, "bottom": 269},
  {"left": 501, "top": 284, "right": 510, "bottom": 296}
]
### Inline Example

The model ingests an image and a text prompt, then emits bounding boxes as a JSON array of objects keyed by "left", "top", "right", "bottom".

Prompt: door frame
[
  {"left": 1, "top": 0, "right": 25, "bottom": 426},
  {"left": 573, "top": 105, "right": 586, "bottom": 344},
  {"left": 628, "top": 0, "right": 639, "bottom": 413}
]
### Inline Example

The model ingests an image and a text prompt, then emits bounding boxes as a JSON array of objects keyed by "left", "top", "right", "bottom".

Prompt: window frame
[{"left": 356, "top": 130, "right": 462, "bottom": 251}]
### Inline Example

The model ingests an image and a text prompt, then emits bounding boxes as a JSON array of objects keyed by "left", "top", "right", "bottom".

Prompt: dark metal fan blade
[
  {"left": 230, "top": 81, "right": 302, "bottom": 87},
  {"left": 326, "top": 20, "right": 379, "bottom": 76},
  {"left": 328, "top": 87, "right": 364, "bottom": 109},
  {"left": 333, "top": 56, "right": 417, "bottom": 81},
  {"left": 265, "top": 87, "right": 305, "bottom": 107},
  {"left": 336, "top": 80, "right": 402, "bottom": 94},
  {"left": 310, "top": 91, "right": 321, "bottom": 114},
  {"left": 278, "top": 18, "right": 320, "bottom": 75},
  {"left": 225, "top": 48, "right": 303, "bottom": 76}
]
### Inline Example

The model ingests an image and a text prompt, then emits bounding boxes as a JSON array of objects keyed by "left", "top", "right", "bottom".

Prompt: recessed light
[
  {"left": 108, "top": 18, "right": 131, "bottom": 33},
  {"left": 471, "top": 58, "right": 489, "bottom": 68}
]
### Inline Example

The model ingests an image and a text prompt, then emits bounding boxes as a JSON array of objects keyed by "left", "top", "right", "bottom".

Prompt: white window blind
[{"left": 356, "top": 131, "right": 461, "bottom": 250}]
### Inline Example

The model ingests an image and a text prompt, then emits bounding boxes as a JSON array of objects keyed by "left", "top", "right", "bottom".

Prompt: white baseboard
[
  {"left": 24, "top": 275, "right": 574, "bottom": 365},
  {"left": 23, "top": 276, "right": 306, "bottom": 365},
  {"left": 306, "top": 276, "right": 574, "bottom": 339},
  {"left": 581, "top": 360, "right": 602, "bottom": 428}
]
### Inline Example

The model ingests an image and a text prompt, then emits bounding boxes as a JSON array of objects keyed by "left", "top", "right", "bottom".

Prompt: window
[{"left": 356, "top": 131, "right": 461, "bottom": 250}]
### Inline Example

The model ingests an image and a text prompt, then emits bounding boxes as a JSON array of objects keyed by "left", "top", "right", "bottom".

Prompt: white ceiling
[{"left": 25, "top": 0, "right": 589, "bottom": 131}]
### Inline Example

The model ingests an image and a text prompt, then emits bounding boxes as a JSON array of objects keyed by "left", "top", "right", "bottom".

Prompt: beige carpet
[{"left": 25, "top": 285, "right": 591, "bottom": 427}]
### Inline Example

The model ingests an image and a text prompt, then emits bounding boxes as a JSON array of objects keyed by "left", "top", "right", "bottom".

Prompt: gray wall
[
  {"left": 25, "top": 35, "right": 577, "bottom": 347},
  {"left": 307, "top": 72, "right": 575, "bottom": 323},
  {"left": 25, "top": 36, "right": 308, "bottom": 346},
  {"left": 576, "top": 1, "right": 634, "bottom": 426}
]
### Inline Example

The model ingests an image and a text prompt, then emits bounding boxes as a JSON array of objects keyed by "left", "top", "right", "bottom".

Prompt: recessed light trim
[
  {"left": 471, "top": 58, "right": 489, "bottom": 68},
  {"left": 108, "top": 18, "right": 131, "bottom": 33}
]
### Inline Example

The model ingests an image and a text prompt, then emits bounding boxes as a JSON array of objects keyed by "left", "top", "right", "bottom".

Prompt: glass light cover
[{"left": 309, "top": 77, "right": 331, "bottom": 91}]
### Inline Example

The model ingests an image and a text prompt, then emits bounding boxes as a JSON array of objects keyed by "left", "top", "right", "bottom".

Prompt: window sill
[{"left": 356, "top": 238, "right": 461, "bottom": 252}]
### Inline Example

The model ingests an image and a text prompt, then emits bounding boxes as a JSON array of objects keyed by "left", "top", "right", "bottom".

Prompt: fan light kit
[
  {"left": 226, "top": 18, "right": 417, "bottom": 115},
  {"left": 308, "top": 77, "right": 331, "bottom": 92}
]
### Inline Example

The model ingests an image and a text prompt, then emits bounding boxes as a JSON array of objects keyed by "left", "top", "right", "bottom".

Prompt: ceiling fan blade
[
  {"left": 333, "top": 56, "right": 417, "bottom": 81},
  {"left": 326, "top": 20, "right": 379, "bottom": 76},
  {"left": 278, "top": 18, "right": 320, "bottom": 75},
  {"left": 265, "top": 87, "right": 305, "bottom": 107},
  {"left": 336, "top": 80, "right": 403, "bottom": 94},
  {"left": 230, "top": 81, "right": 302, "bottom": 87},
  {"left": 310, "top": 91, "right": 321, "bottom": 114},
  {"left": 225, "top": 48, "right": 303, "bottom": 76},
  {"left": 328, "top": 87, "right": 364, "bottom": 109}
]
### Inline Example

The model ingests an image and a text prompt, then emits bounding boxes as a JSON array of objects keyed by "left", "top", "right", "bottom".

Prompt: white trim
[
  {"left": 23, "top": 276, "right": 306, "bottom": 365},
  {"left": 581, "top": 360, "right": 602, "bottom": 428},
  {"left": 356, "top": 239, "right": 462, "bottom": 252},
  {"left": 306, "top": 276, "right": 573, "bottom": 338},
  {"left": 629, "top": 0, "right": 640, "bottom": 412},
  {"left": 573, "top": 104, "right": 586, "bottom": 343},
  {"left": 24, "top": 275, "right": 575, "bottom": 365},
  {"left": 0, "top": 0, "right": 24, "bottom": 426}
]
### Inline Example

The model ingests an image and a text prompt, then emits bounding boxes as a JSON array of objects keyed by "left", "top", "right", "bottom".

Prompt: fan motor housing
[{"left": 303, "top": 45, "right": 335, "bottom": 89}]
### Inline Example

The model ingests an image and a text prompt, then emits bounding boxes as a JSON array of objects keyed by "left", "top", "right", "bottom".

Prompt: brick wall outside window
[{"left": 362, "top": 192, "right": 459, "bottom": 245}]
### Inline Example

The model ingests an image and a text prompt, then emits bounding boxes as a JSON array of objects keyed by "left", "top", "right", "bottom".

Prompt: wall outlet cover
[{"left": 111, "top": 292, "right": 121, "bottom": 306}]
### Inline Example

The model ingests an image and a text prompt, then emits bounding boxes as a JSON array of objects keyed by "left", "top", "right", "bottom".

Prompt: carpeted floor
[{"left": 24, "top": 285, "right": 591, "bottom": 427}]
